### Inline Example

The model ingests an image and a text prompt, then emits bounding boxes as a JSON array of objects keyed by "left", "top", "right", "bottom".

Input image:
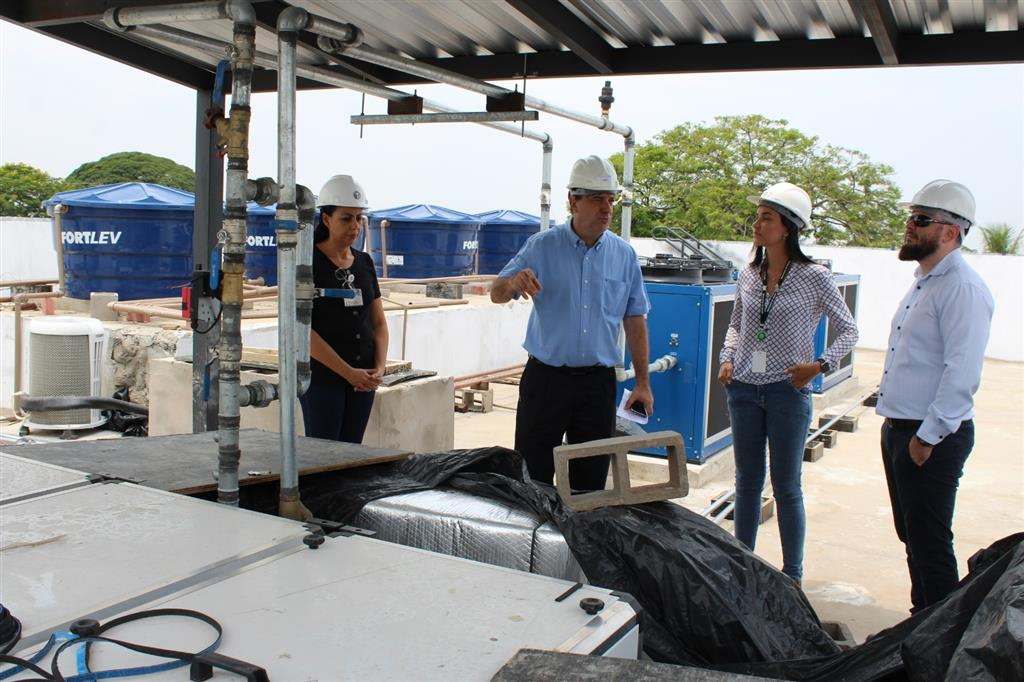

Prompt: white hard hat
[
  {"left": 567, "top": 155, "right": 619, "bottom": 193},
  {"left": 898, "top": 179, "right": 975, "bottom": 226},
  {"left": 316, "top": 174, "right": 369, "bottom": 208},
  {"left": 747, "top": 182, "right": 813, "bottom": 231}
]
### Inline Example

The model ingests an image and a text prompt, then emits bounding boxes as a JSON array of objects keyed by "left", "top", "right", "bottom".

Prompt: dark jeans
[
  {"left": 515, "top": 357, "right": 616, "bottom": 491},
  {"left": 881, "top": 418, "right": 974, "bottom": 611},
  {"left": 299, "top": 381, "right": 376, "bottom": 444},
  {"left": 726, "top": 380, "right": 813, "bottom": 580}
]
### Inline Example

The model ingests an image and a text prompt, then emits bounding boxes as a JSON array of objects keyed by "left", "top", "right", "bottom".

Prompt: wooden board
[{"left": 8, "top": 429, "right": 412, "bottom": 495}]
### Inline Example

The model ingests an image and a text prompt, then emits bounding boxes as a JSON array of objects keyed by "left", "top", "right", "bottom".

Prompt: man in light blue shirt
[
  {"left": 491, "top": 156, "right": 651, "bottom": 491},
  {"left": 876, "top": 179, "right": 994, "bottom": 612}
]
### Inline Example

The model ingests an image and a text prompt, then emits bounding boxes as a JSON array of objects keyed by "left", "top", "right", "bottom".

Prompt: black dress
[{"left": 308, "top": 246, "right": 381, "bottom": 386}]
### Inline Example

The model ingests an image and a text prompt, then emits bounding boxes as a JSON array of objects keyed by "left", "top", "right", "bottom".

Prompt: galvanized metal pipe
[
  {"left": 327, "top": 42, "right": 633, "bottom": 238},
  {"left": 295, "top": 185, "right": 315, "bottom": 398},
  {"left": 215, "top": 7, "right": 256, "bottom": 508}
]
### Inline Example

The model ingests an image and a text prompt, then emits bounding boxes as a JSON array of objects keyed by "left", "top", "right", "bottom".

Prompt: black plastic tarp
[{"left": 301, "top": 447, "right": 1024, "bottom": 680}]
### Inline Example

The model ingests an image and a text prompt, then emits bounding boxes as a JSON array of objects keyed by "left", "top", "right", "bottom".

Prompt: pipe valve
[{"left": 599, "top": 81, "right": 614, "bottom": 117}]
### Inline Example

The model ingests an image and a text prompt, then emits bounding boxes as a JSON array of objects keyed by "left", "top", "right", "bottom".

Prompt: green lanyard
[{"left": 756, "top": 260, "right": 792, "bottom": 342}]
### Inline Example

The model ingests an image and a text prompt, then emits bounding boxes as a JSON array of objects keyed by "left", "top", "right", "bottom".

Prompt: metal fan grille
[{"left": 28, "top": 333, "right": 91, "bottom": 426}]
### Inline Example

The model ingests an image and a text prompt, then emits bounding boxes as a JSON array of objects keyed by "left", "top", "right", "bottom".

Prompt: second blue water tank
[
  {"left": 365, "top": 204, "right": 481, "bottom": 278},
  {"left": 475, "top": 209, "right": 540, "bottom": 275}
]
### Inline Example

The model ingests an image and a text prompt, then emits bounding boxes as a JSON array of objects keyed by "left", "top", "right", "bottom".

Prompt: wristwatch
[
  {"left": 915, "top": 435, "right": 936, "bottom": 448},
  {"left": 815, "top": 357, "right": 831, "bottom": 374}
]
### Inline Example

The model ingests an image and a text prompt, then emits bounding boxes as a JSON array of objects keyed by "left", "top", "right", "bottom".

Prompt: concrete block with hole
[
  {"left": 820, "top": 414, "right": 859, "bottom": 432},
  {"left": 804, "top": 440, "right": 824, "bottom": 462},
  {"left": 553, "top": 431, "right": 687, "bottom": 512},
  {"left": 456, "top": 387, "right": 493, "bottom": 413},
  {"left": 815, "top": 429, "right": 839, "bottom": 448}
]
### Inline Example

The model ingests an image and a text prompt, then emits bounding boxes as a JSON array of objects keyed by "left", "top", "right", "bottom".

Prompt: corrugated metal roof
[{"left": 2, "top": 1, "right": 1020, "bottom": 91}]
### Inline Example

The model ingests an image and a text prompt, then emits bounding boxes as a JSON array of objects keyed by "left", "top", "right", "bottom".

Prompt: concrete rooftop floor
[{"left": 454, "top": 348, "right": 1024, "bottom": 644}]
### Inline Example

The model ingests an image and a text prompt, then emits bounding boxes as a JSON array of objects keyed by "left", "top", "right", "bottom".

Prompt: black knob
[
  {"left": 70, "top": 618, "right": 101, "bottom": 637},
  {"left": 579, "top": 597, "right": 604, "bottom": 615},
  {"left": 303, "top": 533, "right": 325, "bottom": 550}
]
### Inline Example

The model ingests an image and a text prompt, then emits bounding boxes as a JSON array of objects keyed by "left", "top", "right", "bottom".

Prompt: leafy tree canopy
[
  {"left": 0, "top": 163, "right": 66, "bottom": 217},
  {"left": 65, "top": 151, "right": 195, "bottom": 192},
  {"left": 609, "top": 115, "right": 905, "bottom": 247}
]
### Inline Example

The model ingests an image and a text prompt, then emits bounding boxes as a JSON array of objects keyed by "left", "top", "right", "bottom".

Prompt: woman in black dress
[{"left": 300, "top": 174, "right": 389, "bottom": 443}]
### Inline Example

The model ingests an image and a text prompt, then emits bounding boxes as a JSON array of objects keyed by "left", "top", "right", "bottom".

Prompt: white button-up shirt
[{"left": 876, "top": 248, "right": 994, "bottom": 444}]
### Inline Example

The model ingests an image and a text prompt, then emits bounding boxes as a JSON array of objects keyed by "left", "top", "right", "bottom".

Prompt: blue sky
[{"left": 2, "top": 20, "right": 1021, "bottom": 249}]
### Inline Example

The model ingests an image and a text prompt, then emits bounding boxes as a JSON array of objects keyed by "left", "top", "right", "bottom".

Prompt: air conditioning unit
[{"left": 25, "top": 317, "right": 107, "bottom": 432}]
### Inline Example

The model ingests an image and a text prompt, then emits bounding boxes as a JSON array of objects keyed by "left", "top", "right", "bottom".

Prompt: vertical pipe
[
  {"left": 541, "top": 140, "right": 553, "bottom": 230},
  {"left": 276, "top": 6, "right": 311, "bottom": 521},
  {"left": 380, "top": 219, "right": 390, "bottom": 278},
  {"left": 216, "top": 13, "right": 255, "bottom": 507},
  {"left": 295, "top": 185, "right": 315, "bottom": 397},
  {"left": 621, "top": 133, "right": 636, "bottom": 241}
]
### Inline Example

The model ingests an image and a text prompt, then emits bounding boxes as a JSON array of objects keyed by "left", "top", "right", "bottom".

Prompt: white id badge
[
  {"left": 751, "top": 350, "right": 767, "bottom": 373},
  {"left": 343, "top": 290, "right": 364, "bottom": 307}
]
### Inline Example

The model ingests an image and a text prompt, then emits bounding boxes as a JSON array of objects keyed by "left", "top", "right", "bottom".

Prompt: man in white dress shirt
[{"left": 876, "top": 179, "right": 994, "bottom": 612}]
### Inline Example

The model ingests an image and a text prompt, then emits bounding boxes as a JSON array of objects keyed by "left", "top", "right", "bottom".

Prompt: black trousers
[
  {"left": 515, "top": 357, "right": 616, "bottom": 491},
  {"left": 881, "top": 418, "right": 974, "bottom": 612},
  {"left": 299, "top": 381, "right": 376, "bottom": 444}
]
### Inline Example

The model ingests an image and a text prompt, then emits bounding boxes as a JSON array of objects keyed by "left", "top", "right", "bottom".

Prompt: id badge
[
  {"left": 343, "top": 289, "right": 364, "bottom": 307},
  {"left": 751, "top": 350, "right": 767, "bottom": 373}
]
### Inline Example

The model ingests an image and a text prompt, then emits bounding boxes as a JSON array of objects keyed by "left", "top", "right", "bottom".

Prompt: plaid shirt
[{"left": 720, "top": 261, "right": 858, "bottom": 385}]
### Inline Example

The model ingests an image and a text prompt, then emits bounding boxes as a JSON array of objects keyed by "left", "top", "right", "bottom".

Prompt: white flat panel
[
  {"left": 62, "top": 535, "right": 637, "bottom": 680},
  {"left": 0, "top": 451, "right": 89, "bottom": 504},
  {"left": 1, "top": 483, "right": 308, "bottom": 647}
]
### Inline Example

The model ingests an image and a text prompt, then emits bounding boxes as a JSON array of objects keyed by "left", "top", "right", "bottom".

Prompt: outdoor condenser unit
[{"left": 25, "top": 317, "right": 107, "bottom": 432}]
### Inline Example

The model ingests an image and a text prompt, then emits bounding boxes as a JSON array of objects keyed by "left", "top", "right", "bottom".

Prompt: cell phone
[{"left": 629, "top": 402, "right": 647, "bottom": 418}]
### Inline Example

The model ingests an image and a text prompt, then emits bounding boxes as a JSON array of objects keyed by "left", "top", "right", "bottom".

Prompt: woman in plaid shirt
[{"left": 718, "top": 182, "right": 858, "bottom": 585}]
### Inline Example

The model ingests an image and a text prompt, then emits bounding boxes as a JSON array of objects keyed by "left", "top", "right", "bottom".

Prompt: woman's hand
[
  {"left": 718, "top": 361, "right": 733, "bottom": 385},
  {"left": 785, "top": 362, "right": 821, "bottom": 389},
  {"left": 346, "top": 367, "right": 382, "bottom": 392}
]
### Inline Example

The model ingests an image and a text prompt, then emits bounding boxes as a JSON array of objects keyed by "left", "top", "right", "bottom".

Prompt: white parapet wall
[
  {"left": 631, "top": 238, "right": 1023, "bottom": 363},
  {"left": 0, "top": 217, "right": 58, "bottom": 291}
]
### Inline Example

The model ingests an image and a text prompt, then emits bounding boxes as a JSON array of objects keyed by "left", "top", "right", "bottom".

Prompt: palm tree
[{"left": 979, "top": 223, "right": 1022, "bottom": 255}]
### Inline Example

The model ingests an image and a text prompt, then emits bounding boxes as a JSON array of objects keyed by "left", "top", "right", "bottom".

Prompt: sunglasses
[{"left": 906, "top": 214, "right": 952, "bottom": 228}]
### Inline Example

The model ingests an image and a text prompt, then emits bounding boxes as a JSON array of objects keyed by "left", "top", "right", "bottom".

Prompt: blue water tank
[
  {"left": 475, "top": 209, "right": 540, "bottom": 275},
  {"left": 366, "top": 204, "right": 481, "bottom": 278},
  {"left": 244, "top": 202, "right": 278, "bottom": 285},
  {"left": 44, "top": 183, "right": 194, "bottom": 301}
]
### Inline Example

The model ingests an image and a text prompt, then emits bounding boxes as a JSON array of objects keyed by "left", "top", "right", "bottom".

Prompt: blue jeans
[
  {"left": 299, "top": 381, "right": 376, "bottom": 444},
  {"left": 726, "top": 380, "right": 813, "bottom": 579}
]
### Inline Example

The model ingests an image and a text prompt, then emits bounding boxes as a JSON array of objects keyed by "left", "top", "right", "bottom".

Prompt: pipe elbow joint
[
  {"left": 277, "top": 6, "right": 309, "bottom": 33},
  {"left": 246, "top": 177, "right": 279, "bottom": 206},
  {"left": 224, "top": 0, "right": 256, "bottom": 27},
  {"left": 102, "top": 9, "right": 129, "bottom": 32},
  {"left": 295, "top": 184, "right": 316, "bottom": 213}
]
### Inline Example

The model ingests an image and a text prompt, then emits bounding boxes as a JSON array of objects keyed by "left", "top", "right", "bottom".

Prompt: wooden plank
[{"left": 6, "top": 429, "right": 412, "bottom": 495}]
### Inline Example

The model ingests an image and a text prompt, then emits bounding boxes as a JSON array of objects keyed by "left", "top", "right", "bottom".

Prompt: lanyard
[{"left": 756, "top": 259, "right": 792, "bottom": 341}]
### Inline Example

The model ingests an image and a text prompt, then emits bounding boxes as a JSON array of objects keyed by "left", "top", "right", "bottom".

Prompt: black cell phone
[{"left": 629, "top": 402, "right": 647, "bottom": 418}]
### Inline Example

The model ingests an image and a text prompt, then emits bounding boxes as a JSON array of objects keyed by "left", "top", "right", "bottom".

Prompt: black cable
[
  {"left": 194, "top": 299, "right": 224, "bottom": 335},
  {"left": 0, "top": 604, "right": 22, "bottom": 655}
]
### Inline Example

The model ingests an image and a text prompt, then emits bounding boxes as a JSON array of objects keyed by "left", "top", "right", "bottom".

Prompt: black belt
[
  {"left": 885, "top": 418, "right": 923, "bottom": 430},
  {"left": 528, "top": 357, "right": 612, "bottom": 376}
]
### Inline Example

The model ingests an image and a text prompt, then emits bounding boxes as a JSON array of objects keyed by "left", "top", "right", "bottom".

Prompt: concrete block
[
  {"left": 815, "top": 429, "right": 839, "bottom": 448},
  {"left": 804, "top": 440, "right": 824, "bottom": 462},
  {"left": 708, "top": 492, "right": 773, "bottom": 523},
  {"left": 821, "top": 620, "right": 856, "bottom": 650},
  {"left": 862, "top": 392, "right": 879, "bottom": 407},
  {"left": 425, "top": 282, "right": 463, "bottom": 299},
  {"left": 388, "top": 283, "right": 427, "bottom": 294},
  {"left": 456, "top": 387, "right": 493, "bottom": 413},
  {"left": 554, "top": 431, "right": 687, "bottom": 512},
  {"left": 89, "top": 292, "right": 119, "bottom": 321},
  {"left": 819, "top": 414, "right": 859, "bottom": 432}
]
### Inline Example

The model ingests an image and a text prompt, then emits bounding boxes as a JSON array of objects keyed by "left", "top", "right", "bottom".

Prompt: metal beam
[
  {"left": 39, "top": 22, "right": 213, "bottom": 89},
  {"left": 7, "top": 0, "right": 186, "bottom": 27},
  {"left": 850, "top": 0, "right": 901, "bottom": 65},
  {"left": 505, "top": 0, "right": 613, "bottom": 74}
]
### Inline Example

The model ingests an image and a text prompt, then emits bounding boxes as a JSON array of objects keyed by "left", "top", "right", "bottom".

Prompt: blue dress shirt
[
  {"left": 876, "top": 248, "right": 994, "bottom": 445},
  {"left": 498, "top": 222, "right": 649, "bottom": 367}
]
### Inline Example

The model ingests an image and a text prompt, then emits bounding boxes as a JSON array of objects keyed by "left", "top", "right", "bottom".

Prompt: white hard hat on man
[
  {"left": 567, "top": 155, "right": 620, "bottom": 195},
  {"left": 899, "top": 179, "right": 975, "bottom": 231},
  {"left": 317, "top": 174, "right": 369, "bottom": 208}
]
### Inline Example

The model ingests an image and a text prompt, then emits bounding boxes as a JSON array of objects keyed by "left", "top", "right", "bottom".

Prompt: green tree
[
  {"left": 65, "top": 151, "right": 195, "bottom": 191},
  {"left": 979, "top": 223, "right": 1022, "bottom": 255},
  {"left": 610, "top": 115, "right": 905, "bottom": 246},
  {"left": 0, "top": 163, "right": 66, "bottom": 217}
]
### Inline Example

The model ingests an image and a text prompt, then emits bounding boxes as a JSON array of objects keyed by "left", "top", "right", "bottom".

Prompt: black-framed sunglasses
[{"left": 906, "top": 214, "right": 951, "bottom": 228}]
